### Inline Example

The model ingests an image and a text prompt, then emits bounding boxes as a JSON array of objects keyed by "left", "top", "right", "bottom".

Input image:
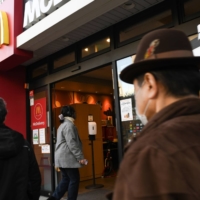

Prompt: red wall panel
[{"left": 0, "top": 66, "right": 26, "bottom": 138}]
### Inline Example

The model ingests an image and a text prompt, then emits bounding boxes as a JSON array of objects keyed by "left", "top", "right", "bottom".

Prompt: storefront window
[
  {"left": 81, "top": 37, "right": 110, "bottom": 58},
  {"left": 53, "top": 52, "right": 75, "bottom": 70},
  {"left": 119, "top": 9, "right": 172, "bottom": 44},
  {"left": 183, "top": 0, "right": 200, "bottom": 20},
  {"left": 116, "top": 55, "right": 144, "bottom": 146},
  {"left": 189, "top": 33, "right": 200, "bottom": 56},
  {"left": 32, "top": 63, "right": 48, "bottom": 78}
]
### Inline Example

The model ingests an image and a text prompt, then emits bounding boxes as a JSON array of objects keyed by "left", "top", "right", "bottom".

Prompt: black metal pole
[
  {"left": 91, "top": 139, "right": 96, "bottom": 185},
  {"left": 85, "top": 135, "right": 104, "bottom": 189}
]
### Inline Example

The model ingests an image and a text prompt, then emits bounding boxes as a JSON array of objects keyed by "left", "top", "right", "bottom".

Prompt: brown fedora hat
[{"left": 120, "top": 29, "right": 200, "bottom": 84}]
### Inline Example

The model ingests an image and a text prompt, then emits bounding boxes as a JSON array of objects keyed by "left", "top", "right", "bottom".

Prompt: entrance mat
[{"left": 77, "top": 188, "right": 111, "bottom": 200}]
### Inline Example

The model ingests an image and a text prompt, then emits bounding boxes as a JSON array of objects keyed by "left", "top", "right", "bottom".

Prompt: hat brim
[{"left": 120, "top": 57, "right": 200, "bottom": 84}]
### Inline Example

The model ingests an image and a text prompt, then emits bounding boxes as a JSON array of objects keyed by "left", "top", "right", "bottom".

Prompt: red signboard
[
  {"left": 29, "top": 90, "right": 34, "bottom": 97},
  {"left": 0, "top": 0, "right": 32, "bottom": 71},
  {"left": 31, "top": 98, "right": 46, "bottom": 130}
]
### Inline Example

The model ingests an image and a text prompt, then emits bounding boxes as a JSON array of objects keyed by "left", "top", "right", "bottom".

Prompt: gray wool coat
[{"left": 55, "top": 118, "right": 84, "bottom": 168}]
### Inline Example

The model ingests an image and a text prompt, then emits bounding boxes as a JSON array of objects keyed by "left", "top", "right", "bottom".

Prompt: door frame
[{"left": 27, "top": 85, "right": 55, "bottom": 196}]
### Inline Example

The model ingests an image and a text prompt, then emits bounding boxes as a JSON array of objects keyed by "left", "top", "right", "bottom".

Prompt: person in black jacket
[{"left": 0, "top": 97, "right": 41, "bottom": 200}]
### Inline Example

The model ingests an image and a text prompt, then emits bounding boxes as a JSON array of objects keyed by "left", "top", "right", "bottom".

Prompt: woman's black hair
[{"left": 60, "top": 105, "right": 76, "bottom": 123}]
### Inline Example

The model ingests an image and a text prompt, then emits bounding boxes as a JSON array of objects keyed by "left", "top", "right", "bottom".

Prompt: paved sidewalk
[
  {"left": 39, "top": 196, "right": 47, "bottom": 200},
  {"left": 40, "top": 196, "right": 67, "bottom": 200},
  {"left": 39, "top": 177, "right": 115, "bottom": 200}
]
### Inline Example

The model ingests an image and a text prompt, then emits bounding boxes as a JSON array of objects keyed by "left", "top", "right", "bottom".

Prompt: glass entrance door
[
  {"left": 116, "top": 56, "right": 144, "bottom": 147},
  {"left": 51, "top": 64, "right": 119, "bottom": 185},
  {"left": 29, "top": 86, "right": 53, "bottom": 196}
]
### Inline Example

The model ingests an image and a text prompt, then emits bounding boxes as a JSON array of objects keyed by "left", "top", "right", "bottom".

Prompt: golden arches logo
[
  {"left": 0, "top": 11, "right": 9, "bottom": 47},
  {"left": 34, "top": 103, "right": 43, "bottom": 120},
  {"left": 36, "top": 106, "right": 41, "bottom": 115}
]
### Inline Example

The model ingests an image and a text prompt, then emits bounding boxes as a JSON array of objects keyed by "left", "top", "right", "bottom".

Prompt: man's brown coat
[{"left": 111, "top": 97, "right": 200, "bottom": 200}]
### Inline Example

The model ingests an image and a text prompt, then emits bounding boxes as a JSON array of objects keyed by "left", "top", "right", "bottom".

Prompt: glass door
[
  {"left": 50, "top": 64, "right": 119, "bottom": 184},
  {"left": 116, "top": 55, "right": 144, "bottom": 147},
  {"left": 29, "top": 86, "right": 53, "bottom": 196},
  {"left": 51, "top": 86, "right": 62, "bottom": 186}
]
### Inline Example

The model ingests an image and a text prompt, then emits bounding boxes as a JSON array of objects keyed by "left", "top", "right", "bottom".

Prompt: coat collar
[
  {"left": 64, "top": 117, "right": 75, "bottom": 124},
  {"left": 125, "top": 96, "right": 200, "bottom": 151}
]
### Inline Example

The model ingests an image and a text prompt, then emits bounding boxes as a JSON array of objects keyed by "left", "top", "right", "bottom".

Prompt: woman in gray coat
[{"left": 47, "top": 106, "right": 87, "bottom": 200}]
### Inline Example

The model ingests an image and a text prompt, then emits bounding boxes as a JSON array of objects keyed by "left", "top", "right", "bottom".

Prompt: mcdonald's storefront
[
  {"left": 1, "top": 0, "right": 200, "bottom": 197},
  {"left": 0, "top": 0, "right": 32, "bottom": 137}
]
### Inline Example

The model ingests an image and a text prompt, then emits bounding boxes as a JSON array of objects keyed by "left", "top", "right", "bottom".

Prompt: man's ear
[{"left": 143, "top": 73, "right": 158, "bottom": 99}]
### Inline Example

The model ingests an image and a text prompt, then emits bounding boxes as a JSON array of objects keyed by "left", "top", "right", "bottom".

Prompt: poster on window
[
  {"left": 120, "top": 98, "right": 133, "bottom": 121},
  {"left": 41, "top": 145, "right": 50, "bottom": 154},
  {"left": 39, "top": 128, "right": 46, "bottom": 144},
  {"left": 33, "top": 129, "right": 39, "bottom": 144},
  {"left": 31, "top": 98, "right": 46, "bottom": 130}
]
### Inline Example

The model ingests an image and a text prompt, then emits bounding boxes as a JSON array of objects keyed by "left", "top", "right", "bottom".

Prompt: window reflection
[
  {"left": 116, "top": 55, "right": 144, "bottom": 146},
  {"left": 32, "top": 64, "right": 48, "bottom": 78},
  {"left": 189, "top": 34, "right": 200, "bottom": 56},
  {"left": 117, "top": 55, "right": 135, "bottom": 97},
  {"left": 54, "top": 52, "right": 75, "bottom": 69},
  {"left": 183, "top": 0, "right": 200, "bottom": 18},
  {"left": 81, "top": 37, "right": 110, "bottom": 58},
  {"left": 120, "top": 10, "right": 172, "bottom": 43}
]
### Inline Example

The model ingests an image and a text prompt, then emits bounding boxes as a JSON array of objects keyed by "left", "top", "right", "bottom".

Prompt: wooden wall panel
[
  {"left": 72, "top": 104, "right": 104, "bottom": 180},
  {"left": 73, "top": 104, "right": 89, "bottom": 140},
  {"left": 79, "top": 139, "right": 104, "bottom": 181}
]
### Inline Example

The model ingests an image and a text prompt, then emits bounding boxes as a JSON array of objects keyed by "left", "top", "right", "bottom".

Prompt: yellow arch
[{"left": 0, "top": 11, "right": 9, "bottom": 46}]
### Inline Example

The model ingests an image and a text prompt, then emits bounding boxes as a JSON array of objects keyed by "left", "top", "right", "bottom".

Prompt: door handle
[{"left": 52, "top": 127, "right": 56, "bottom": 144}]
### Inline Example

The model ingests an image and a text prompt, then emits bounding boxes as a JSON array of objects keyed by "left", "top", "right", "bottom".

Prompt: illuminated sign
[
  {"left": 31, "top": 98, "right": 46, "bottom": 130},
  {"left": 0, "top": 11, "right": 9, "bottom": 47},
  {"left": 34, "top": 103, "right": 43, "bottom": 120},
  {"left": 0, "top": 0, "right": 5, "bottom": 4},
  {"left": 23, "top": 0, "right": 68, "bottom": 29}
]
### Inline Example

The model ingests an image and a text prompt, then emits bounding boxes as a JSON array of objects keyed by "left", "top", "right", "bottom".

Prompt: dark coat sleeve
[{"left": 25, "top": 140, "right": 41, "bottom": 200}]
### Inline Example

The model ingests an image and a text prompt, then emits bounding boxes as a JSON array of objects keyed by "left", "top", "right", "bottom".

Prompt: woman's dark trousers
[{"left": 52, "top": 168, "right": 80, "bottom": 200}]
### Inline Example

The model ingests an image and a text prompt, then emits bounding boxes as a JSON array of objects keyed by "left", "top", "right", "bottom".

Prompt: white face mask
[
  {"left": 135, "top": 106, "right": 148, "bottom": 125},
  {"left": 135, "top": 99, "right": 151, "bottom": 125}
]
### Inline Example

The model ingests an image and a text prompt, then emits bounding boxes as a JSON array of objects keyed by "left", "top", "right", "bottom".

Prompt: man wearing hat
[{"left": 108, "top": 29, "right": 200, "bottom": 199}]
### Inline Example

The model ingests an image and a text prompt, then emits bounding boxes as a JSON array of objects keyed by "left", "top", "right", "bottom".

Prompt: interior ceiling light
[
  {"left": 122, "top": 1, "right": 135, "bottom": 10},
  {"left": 85, "top": 48, "right": 88, "bottom": 51},
  {"left": 55, "top": 101, "right": 61, "bottom": 108},
  {"left": 106, "top": 38, "right": 110, "bottom": 42}
]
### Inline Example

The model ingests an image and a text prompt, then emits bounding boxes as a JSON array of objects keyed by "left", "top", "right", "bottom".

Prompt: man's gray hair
[{"left": 0, "top": 98, "right": 7, "bottom": 123}]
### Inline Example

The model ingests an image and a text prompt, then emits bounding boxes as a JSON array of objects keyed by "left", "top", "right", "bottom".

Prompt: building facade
[{"left": 0, "top": 0, "right": 200, "bottom": 196}]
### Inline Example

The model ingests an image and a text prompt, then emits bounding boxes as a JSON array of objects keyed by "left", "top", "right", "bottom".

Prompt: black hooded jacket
[{"left": 0, "top": 124, "right": 41, "bottom": 200}]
